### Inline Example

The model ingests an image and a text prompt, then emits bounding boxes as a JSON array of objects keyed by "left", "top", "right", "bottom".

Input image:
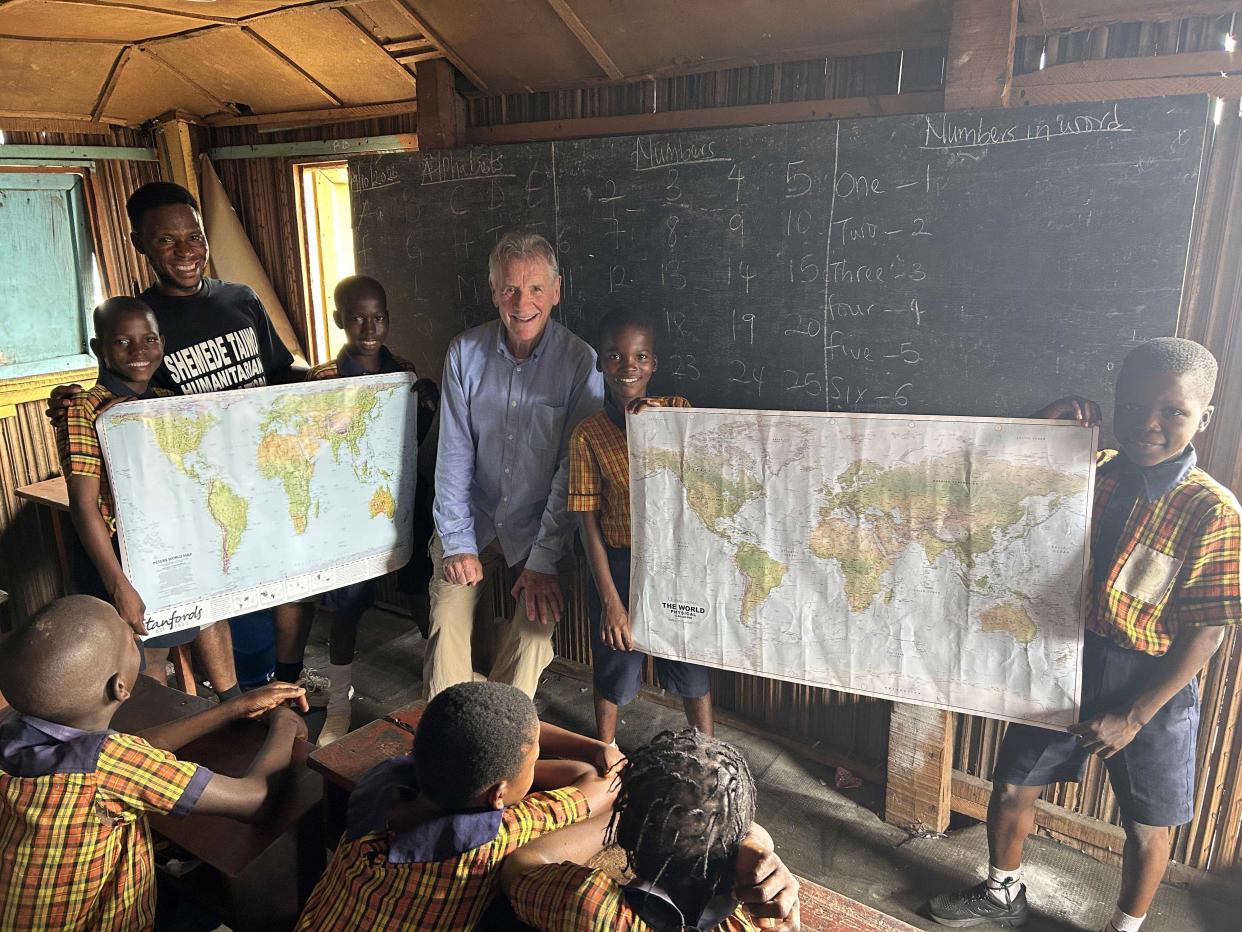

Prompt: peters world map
[
  {"left": 98, "top": 373, "right": 419, "bottom": 636},
  {"left": 629, "top": 409, "right": 1096, "bottom": 729}
]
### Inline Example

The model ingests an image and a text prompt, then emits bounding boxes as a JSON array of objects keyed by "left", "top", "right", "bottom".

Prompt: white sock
[
  {"left": 327, "top": 662, "right": 353, "bottom": 704},
  {"left": 985, "top": 864, "right": 1022, "bottom": 904},
  {"left": 1102, "top": 907, "right": 1144, "bottom": 932}
]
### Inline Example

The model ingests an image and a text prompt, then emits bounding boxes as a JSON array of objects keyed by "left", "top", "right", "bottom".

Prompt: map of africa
[
  {"left": 98, "top": 373, "right": 419, "bottom": 636},
  {"left": 629, "top": 408, "right": 1096, "bottom": 729}
]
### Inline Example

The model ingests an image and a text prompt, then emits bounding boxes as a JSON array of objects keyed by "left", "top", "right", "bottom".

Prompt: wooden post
[
  {"left": 416, "top": 59, "right": 464, "bottom": 150},
  {"left": 944, "top": 0, "right": 1019, "bottom": 109},
  {"left": 885, "top": 704, "right": 954, "bottom": 833},
  {"left": 151, "top": 110, "right": 202, "bottom": 203}
]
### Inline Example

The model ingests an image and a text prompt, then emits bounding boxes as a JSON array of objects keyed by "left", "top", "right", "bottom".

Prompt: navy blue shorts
[
  {"left": 71, "top": 534, "right": 199, "bottom": 649},
  {"left": 588, "top": 546, "right": 711, "bottom": 707},
  {"left": 320, "top": 579, "right": 377, "bottom": 616},
  {"left": 993, "top": 633, "right": 1200, "bottom": 826}
]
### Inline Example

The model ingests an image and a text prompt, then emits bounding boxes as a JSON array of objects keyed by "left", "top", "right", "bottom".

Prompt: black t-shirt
[{"left": 141, "top": 278, "right": 294, "bottom": 395}]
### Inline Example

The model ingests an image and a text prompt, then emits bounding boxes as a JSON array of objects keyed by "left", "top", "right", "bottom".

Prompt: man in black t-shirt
[{"left": 48, "top": 183, "right": 309, "bottom": 701}]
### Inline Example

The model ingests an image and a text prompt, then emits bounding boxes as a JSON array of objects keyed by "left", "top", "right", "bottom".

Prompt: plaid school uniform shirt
[
  {"left": 306, "top": 345, "right": 419, "bottom": 381},
  {"left": 509, "top": 862, "right": 761, "bottom": 932},
  {"left": 568, "top": 397, "right": 691, "bottom": 548},
  {"left": 1089, "top": 448, "right": 1242, "bottom": 655},
  {"left": 54, "top": 369, "right": 175, "bottom": 534},
  {"left": 0, "top": 718, "right": 211, "bottom": 931},
  {"left": 296, "top": 756, "right": 591, "bottom": 931}
]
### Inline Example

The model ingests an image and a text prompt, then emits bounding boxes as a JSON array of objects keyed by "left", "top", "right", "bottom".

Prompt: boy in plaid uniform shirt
[
  {"left": 0, "top": 596, "right": 308, "bottom": 931},
  {"left": 930, "top": 338, "right": 1241, "bottom": 932},
  {"left": 568, "top": 309, "right": 712, "bottom": 746},
  {"left": 296, "top": 680, "right": 622, "bottom": 931},
  {"left": 293, "top": 275, "right": 440, "bottom": 745},
  {"left": 501, "top": 728, "right": 801, "bottom": 931}
]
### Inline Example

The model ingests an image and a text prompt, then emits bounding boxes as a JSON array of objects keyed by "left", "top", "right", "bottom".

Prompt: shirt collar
[
  {"left": 336, "top": 345, "right": 397, "bottom": 378},
  {"left": 0, "top": 715, "right": 113, "bottom": 777},
  {"left": 96, "top": 365, "right": 160, "bottom": 400},
  {"left": 604, "top": 396, "right": 627, "bottom": 432},
  {"left": 343, "top": 755, "right": 504, "bottom": 864},
  {"left": 1103, "top": 445, "right": 1197, "bottom": 501},
  {"left": 494, "top": 318, "right": 556, "bottom": 363},
  {"left": 621, "top": 877, "right": 738, "bottom": 932}
]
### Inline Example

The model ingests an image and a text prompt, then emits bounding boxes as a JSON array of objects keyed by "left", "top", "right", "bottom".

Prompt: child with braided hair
[{"left": 501, "top": 728, "right": 801, "bottom": 931}]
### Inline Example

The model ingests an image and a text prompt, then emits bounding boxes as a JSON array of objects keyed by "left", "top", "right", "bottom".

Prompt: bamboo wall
[{"left": 0, "top": 127, "right": 160, "bottom": 626}]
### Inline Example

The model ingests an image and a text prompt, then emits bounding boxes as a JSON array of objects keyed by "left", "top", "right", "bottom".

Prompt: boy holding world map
[{"left": 568, "top": 309, "right": 713, "bottom": 747}]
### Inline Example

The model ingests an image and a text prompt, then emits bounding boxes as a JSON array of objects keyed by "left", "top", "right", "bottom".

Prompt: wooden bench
[
  {"left": 309, "top": 701, "right": 919, "bottom": 931},
  {"left": 112, "top": 677, "right": 324, "bottom": 931}
]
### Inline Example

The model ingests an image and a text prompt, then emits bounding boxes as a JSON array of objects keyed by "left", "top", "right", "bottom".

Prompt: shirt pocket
[
  {"left": 528, "top": 403, "right": 565, "bottom": 452},
  {"left": 1114, "top": 542, "right": 1182, "bottom": 604}
]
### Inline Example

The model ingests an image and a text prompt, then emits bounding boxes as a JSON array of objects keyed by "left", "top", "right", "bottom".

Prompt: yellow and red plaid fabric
[
  {"left": 568, "top": 397, "right": 691, "bottom": 548},
  {"left": 306, "top": 350, "right": 418, "bottom": 381},
  {"left": 296, "top": 787, "right": 590, "bottom": 932},
  {"left": 0, "top": 732, "right": 202, "bottom": 931},
  {"left": 54, "top": 383, "right": 173, "bottom": 533},
  {"left": 509, "top": 862, "right": 761, "bottom": 932},
  {"left": 1090, "top": 450, "right": 1241, "bottom": 655}
]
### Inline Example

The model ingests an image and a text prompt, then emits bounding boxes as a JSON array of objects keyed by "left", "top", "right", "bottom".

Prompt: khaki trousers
[{"left": 423, "top": 534, "right": 556, "bottom": 699}]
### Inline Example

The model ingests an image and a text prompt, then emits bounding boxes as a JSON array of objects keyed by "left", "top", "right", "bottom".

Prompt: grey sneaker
[
  {"left": 928, "top": 879, "right": 1028, "bottom": 928},
  {"left": 297, "top": 667, "right": 331, "bottom": 707}
]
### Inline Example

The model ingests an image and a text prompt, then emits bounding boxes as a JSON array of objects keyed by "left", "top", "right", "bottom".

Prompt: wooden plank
[
  {"left": 1012, "top": 73, "right": 1242, "bottom": 104},
  {"left": 388, "top": 0, "right": 488, "bottom": 92},
  {"left": 884, "top": 705, "right": 953, "bottom": 832},
  {"left": 0, "top": 145, "right": 156, "bottom": 161},
  {"left": 799, "top": 879, "right": 921, "bottom": 931},
  {"left": 204, "top": 99, "right": 416, "bottom": 127},
  {"left": 1017, "top": 1, "right": 1242, "bottom": 35},
  {"left": 241, "top": 26, "right": 344, "bottom": 107},
  {"left": 384, "top": 38, "right": 436, "bottom": 56},
  {"left": 1015, "top": 49, "right": 1242, "bottom": 86},
  {"left": 0, "top": 109, "right": 131, "bottom": 127},
  {"left": 945, "top": 0, "right": 1019, "bottom": 109},
  {"left": 152, "top": 114, "right": 201, "bottom": 204},
  {"left": 416, "top": 57, "right": 462, "bottom": 150},
  {"left": 207, "top": 134, "right": 417, "bottom": 160},
  {"left": 90, "top": 46, "right": 132, "bottom": 123},
  {"left": 464, "top": 91, "right": 943, "bottom": 145},
  {"left": 545, "top": 0, "right": 623, "bottom": 81},
  {"left": 137, "top": 47, "right": 237, "bottom": 115}
]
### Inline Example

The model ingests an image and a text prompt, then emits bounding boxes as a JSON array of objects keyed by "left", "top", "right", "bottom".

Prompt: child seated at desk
[
  {"left": 501, "top": 727, "right": 800, "bottom": 931},
  {"left": 296, "top": 680, "right": 620, "bottom": 931},
  {"left": 292, "top": 274, "right": 440, "bottom": 745},
  {"left": 0, "top": 595, "right": 308, "bottom": 931}
]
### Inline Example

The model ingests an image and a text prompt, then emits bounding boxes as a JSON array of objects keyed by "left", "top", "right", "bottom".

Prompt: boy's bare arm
[
  {"left": 500, "top": 813, "right": 613, "bottom": 894},
  {"left": 579, "top": 512, "right": 632, "bottom": 651},
  {"left": 66, "top": 473, "right": 146, "bottom": 635},
  {"left": 140, "top": 681, "right": 308, "bottom": 753},
  {"left": 190, "top": 707, "right": 308, "bottom": 821},
  {"left": 1069, "top": 625, "right": 1225, "bottom": 757},
  {"left": 538, "top": 719, "right": 624, "bottom": 775}
]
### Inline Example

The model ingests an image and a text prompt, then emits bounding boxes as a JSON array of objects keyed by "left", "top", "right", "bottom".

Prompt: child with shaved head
[
  {"left": 0, "top": 595, "right": 308, "bottom": 930},
  {"left": 930, "top": 338, "right": 1240, "bottom": 932}
]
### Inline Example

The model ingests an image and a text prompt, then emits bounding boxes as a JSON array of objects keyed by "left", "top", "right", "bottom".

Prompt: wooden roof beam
[
  {"left": 945, "top": 0, "right": 1019, "bottom": 109},
  {"left": 90, "top": 46, "right": 132, "bottom": 122},
  {"left": 333, "top": 7, "right": 420, "bottom": 90},
  {"left": 389, "top": 1, "right": 488, "bottom": 92},
  {"left": 240, "top": 26, "right": 343, "bottom": 106},
  {"left": 45, "top": 0, "right": 236, "bottom": 24},
  {"left": 139, "top": 0, "right": 368, "bottom": 48},
  {"left": 136, "top": 46, "right": 239, "bottom": 116},
  {"left": 545, "top": 0, "right": 623, "bottom": 80},
  {"left": 1018, "top": 1, "right": 1242, "bottom": 35},
  {"left": 203, "top": 99, "right": 416, "bottom": 128},
  {"left": 1015, "top": 48, "right": 1242, "bottom": 86}
]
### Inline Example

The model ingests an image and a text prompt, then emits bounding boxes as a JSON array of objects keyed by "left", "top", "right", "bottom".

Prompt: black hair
[
  {"left": 92, "top": 296, "right": 158, "bottom": 339},
  {"left": 595, "top": 309, "right": 657, "bottom": 354},
  {"left": 126, "top": 182, "right": 199, "bottom": 230},
  {"left": 607, "top": 728, "right": 756, "bottom": 894},
  {"left": 1120, "top": 337, "right": 1218, "bottom": 404},
  {"left": 413, "top": 681, "right": 539, "bottom": 809},
  {"left": 334, "top": 275, "right": 388, "bottom": 312}
]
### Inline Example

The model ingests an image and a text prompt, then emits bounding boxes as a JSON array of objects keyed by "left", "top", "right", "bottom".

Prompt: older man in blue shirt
[{"left": 426, "top": 231, "right": 604, "bottom": 698}]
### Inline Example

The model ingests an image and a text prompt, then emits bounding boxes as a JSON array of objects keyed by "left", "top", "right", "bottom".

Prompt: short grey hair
[
  {"left": 1120, "top": 337, "right": 1218, "bottom": 403},
  {"left": 488, "top": 230, "right": 559, "bottom": 290}
]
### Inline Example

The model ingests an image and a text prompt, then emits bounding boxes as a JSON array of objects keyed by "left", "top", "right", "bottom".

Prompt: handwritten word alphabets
[
  {"left": 923, "top": 103, "right": 1130, "bottom": 151},
  {"left": 633, "top": 136, "right": 729, "bottom": 172},
  {"left": 420, "top": 149, "right": 510, "bottom": 185}
]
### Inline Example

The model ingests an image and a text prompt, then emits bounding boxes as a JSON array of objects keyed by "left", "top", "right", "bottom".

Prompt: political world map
[
  {"left": 629, "top": 408, "right": 1096, "bottom": 729},
  {"left": 98, "top": 374, "right": 419, "bottom": 636}
]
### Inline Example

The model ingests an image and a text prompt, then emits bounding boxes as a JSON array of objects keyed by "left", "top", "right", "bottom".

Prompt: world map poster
[
  {"left": 98, "top": 373, "right": 419, "bottom": 637},
  {"left": 629, "top": 408, "right": 1097, "bottom": 729}
]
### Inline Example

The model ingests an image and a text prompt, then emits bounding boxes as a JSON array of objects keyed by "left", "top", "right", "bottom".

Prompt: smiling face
[
  {"left": 336, "top": 296, "right": 389, "bottom": 366},
  {"left": 131, "top": 203, "right": 209, "bottom": 297},
  {"left": 91, "top": 308, "right": 165, "bottom": 393},
  {"left": 599, "top": 323, "right": 657, "bottom": 406},
  {"left": 1113, "top": 368, "right": 1214, "bottom": 468},
  {"left": 491, "top": 256, "right": 561, "bottom": 359}
]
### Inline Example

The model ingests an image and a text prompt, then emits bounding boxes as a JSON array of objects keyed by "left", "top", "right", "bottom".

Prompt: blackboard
[{"left": 350, "top": 95, "right": 1208, "bottom": 420}]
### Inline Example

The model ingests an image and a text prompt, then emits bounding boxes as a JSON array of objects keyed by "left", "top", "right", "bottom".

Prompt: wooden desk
[{"left": 112, "top": 677, "right": 325, "bottom": 931}]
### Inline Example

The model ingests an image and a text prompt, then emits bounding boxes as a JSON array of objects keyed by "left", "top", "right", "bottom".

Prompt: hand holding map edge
[{"left": 1034, "top": 395, "right": 1102, "bottom": 427}]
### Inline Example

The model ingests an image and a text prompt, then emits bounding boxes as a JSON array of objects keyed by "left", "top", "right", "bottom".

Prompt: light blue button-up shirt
[{"left": 433, "top": 318, "right": 604, "bottom": 575}]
